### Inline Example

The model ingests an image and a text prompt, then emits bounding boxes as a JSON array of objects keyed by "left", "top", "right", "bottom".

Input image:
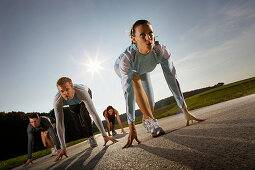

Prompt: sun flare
[
  {"left": 86, "top": 58, "right": 103, "bottom": 74},
  {"left": 71, "top": 48, "right": 109, "bottom": 82}
]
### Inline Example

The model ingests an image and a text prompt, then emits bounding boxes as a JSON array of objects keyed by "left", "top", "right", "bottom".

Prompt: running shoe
[
  {"left": 88, "top": 136, "right": 98, "bottom": 148},
  {"left": 143, "top": 119, "right": 151, "bottom": 133},
  {"left": 149, "top": 119, "right": 165, "bottom": 137},
  {"left": 51, "top": 146, "right": 57, "bottom": 156},
  {"left": 112, "top": 130, "right": 117, "bottom": 136}
]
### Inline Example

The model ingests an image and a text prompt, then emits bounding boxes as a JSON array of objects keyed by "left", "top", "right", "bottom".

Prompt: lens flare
[{"left": 86, "top": 58, "right": 103, "bottom": 74}]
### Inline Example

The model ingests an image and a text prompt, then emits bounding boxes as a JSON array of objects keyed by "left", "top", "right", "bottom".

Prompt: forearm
[
  {"left": 54, "top": 107, "right": 66, "bottom": 149},
  {"left": 54, "top": 95, "right": 66, "bottom": 148},
  {"left": 133, "top": 76, "right": 154, "bottom": 119},
  {"left": 85, "top": 101, "right": 107, "bottom": 136},
  {"left": 27, "top": 134, "right": 33, "bottom": 159},
  {"left": 56, "top": 123, "right": 66, "bottom": 149}
]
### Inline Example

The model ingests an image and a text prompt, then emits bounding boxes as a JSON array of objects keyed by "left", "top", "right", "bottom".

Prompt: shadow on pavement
[
  {"left": 45, "top": 148, "right": 92, "bottom": 170},
  {"left": 82, "top": 145, "right": 110, "bottom": 169},
  {"left": 45, "top": 145, "right": 111, "bottom": 169},
  {"left": 138, "top": 143, "right": 213, "bottom": 169},
  {"left": 137, "top": 116, "right": 255, "bottom": 170},
  {"left": 162, "top": 121, "right": 254, "bottom": 169},
  {"left": 66, "top": 147, "right": 95, "bottom": 170},
  {"left": 112, "top": 132, "right": 128, "bottom": 139}
]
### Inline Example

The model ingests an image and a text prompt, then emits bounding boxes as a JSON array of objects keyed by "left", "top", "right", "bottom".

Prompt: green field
[{"left": 1, "top": 77, "right": 255, "bottom": 170}]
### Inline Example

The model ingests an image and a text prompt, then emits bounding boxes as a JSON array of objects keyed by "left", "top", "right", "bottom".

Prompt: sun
[
  {"left": 86, "top": 58, "right": 103, "bottom": 74},
  {"left": 71, "top": 48, "right": 109, "bottom": 82}
]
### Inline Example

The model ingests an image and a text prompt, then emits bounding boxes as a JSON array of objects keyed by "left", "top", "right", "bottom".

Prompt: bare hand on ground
[
  {"left": 103, "top": 136, "right": 118, "bottom": 146},
  {"left": 55, "top": 149, "right": 68, "bottom": 161},
  {"left": 123, "top": 129, "right": 141, "bottom": 148},
  {"left": 23, "top": 159, "right": 32, "bottom": 167}
]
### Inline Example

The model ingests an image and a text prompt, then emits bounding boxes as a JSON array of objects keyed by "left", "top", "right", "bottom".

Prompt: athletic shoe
[
  {"left": 143, "top": 119, "right": 151, "bottom": 133},
  {"left": 88, "top": 136, "right": 98, "bottom": 148},
  {"left": 112, "top": 130, "right": 117, "bottom": 136},
  {"left": 51, "top": 146, "right": 57, "bottom": 156},
  {"left": 149, "top": 119, "right": 165, "bottom": 137}
]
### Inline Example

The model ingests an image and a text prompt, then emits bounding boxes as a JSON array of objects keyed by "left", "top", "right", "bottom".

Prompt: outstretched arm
[
  {"left": 53, "top": 95, "right": 66, "bottom": 149},
  {"left": 159, "top": 44, "right": 187, "bottom": 109},
  {"left": 24, "top": 126, "right": 33, "bottom": 166},
  {"left": 53, "top": 94, "right": 68, "bottom": 161},
  {"left": 114, "top": 109, "right": 125, "bottom": 133}
]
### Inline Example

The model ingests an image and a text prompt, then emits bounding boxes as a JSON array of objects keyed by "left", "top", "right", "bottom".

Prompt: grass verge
[{"left": 0, "top": 138, "right": 87, "bottom": 170}]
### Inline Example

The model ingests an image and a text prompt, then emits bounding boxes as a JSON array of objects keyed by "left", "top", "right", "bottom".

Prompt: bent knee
[{"left": 132, "top": 75, "right": 141, "bottom": 82}]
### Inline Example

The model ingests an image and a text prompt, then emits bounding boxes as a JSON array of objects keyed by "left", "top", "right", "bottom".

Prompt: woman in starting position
[{"left": 114, "top": 19, "right": 205, "bottom": 148}]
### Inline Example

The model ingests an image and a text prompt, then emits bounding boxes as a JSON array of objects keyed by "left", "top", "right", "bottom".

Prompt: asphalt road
[{"left": 14, "top": 94, "right": 255, "bottom": 170}]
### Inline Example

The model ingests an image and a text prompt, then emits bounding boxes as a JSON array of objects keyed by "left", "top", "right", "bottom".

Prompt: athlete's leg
[
  {"left": 109, "top": 122, "right": 113, "bottom": 131},
  {"left": 41, "top": 131, "right": 54, "bottom": 148},
  {"left": 112, "top": 122, "right": 115, "bottom": 131},
  {"left": 45, "top": 131, "right": 54, "bottom": 148},
  {"left": 109, "top": 119, "right": 117, "bottom": 135},
  {"left": 79, "top": 102, "right": 98, "bottom": 147},
  {"left": 69, "top": 104, "right": 83, "bottom": 131},
  {"left": 132, "top": 75, "right": 154, "bottom": 120},
  {"left": 133, "top": 75, "right": 165, "bottom": 136},
  {"left": 80, "top": 102, "right": 93, "bottom": 138},
  {"left": 140, "top": 73, "right": 155, "bottom": 115},
  {"left": 69, "top": 103, "right": 93, "bottom": 138},
  {"left": 48, "top": 126, "right": 60, "bottom": 148},
  {"left": 41, "top": 131, "right": 47, "bottom": 147}
]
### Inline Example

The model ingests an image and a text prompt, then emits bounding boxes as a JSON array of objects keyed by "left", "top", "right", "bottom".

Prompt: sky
[{"left": 0, "top": 0, "right": 255, "bottom": 120}]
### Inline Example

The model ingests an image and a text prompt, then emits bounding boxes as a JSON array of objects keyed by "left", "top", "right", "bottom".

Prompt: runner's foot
[
  {"left": 112, "top": 130, "right": 117, "bottom": 136},
  {"left": 88, "top": 136, "right": 98, "bottom": 148}
]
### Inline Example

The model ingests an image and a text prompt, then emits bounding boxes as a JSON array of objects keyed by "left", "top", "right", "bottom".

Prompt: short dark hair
[
  {"left": 130, "top": 19, "right": 152, "bottom": 37},
  {"left": 28, "top": 113, "right": 39, "bottom": 119}
]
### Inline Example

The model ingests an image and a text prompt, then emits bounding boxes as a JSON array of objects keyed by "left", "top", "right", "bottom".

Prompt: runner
[
  {"left": 54, "top": 77, "right": 118, "bottom": 160},
  {"left": 103, "top": 106, "right": 125, "bottom": 136},
  {"left": 114, "top": 19, "right": 205, "bottom": 148},
  {"left": 24, "top": 113, "right": 60, "bottom": 166}
]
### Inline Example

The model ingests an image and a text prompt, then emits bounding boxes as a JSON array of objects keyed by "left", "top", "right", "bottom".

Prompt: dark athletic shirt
[{"left": 27, "top": 116, "right": 60, "bottom": 159}]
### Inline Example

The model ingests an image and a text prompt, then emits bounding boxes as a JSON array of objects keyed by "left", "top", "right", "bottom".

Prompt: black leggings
[{"left": 69, "top": 102, "right": 93, "bottom": 138}]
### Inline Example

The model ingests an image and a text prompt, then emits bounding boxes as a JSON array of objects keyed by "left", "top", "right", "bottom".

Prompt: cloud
[
  {"left": 176, "top": 22, "right": 255, "bottom": 90},
  {"left": 179, "top": 22, "right": 255, "bottom": 64},
  {"left": 180, "top": 0, "right": 255, "bottom": 46},
  {"left": 220, "top": 0, "right": 255, "bottom": 19}
]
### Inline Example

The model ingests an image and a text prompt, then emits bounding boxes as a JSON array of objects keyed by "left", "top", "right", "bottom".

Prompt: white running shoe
[
  {"left": 143, "top": 119, "right": 151, "bottom": 133},
  {"left": 51, "top": 146, "right": 57, "bottom": 156},
  {"left": 88, "top": 136, "right": 98, "bottom": 148},
  {"left": 149, "top": 119, "right": 165, "bottom": 137}
]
